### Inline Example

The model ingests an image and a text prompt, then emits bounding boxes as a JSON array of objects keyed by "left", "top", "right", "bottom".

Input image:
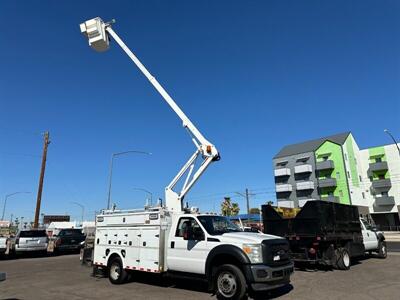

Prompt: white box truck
[{"left": 80, "top": 17, "right": 294, "bottom": 299}]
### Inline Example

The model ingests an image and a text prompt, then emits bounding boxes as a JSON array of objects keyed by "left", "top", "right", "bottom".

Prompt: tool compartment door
[
  {"left": 125, "top": 228, "right": 141, "bottom": 268},
  {"left": 139, "top": 226, "right": 161, "bottom": 272}
]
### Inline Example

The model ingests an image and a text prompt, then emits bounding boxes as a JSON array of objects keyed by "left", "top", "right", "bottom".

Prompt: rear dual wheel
[
  {"left": 334, "top": 248, "right": 351, "bottom": 270},
  {"left": 108, "top": 256, "right": 129, "bottom": 284}
]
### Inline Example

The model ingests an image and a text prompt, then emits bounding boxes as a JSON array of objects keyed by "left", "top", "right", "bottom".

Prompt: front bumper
[{"left": 245, "top": 263, "right": 294, "bottom": 292}]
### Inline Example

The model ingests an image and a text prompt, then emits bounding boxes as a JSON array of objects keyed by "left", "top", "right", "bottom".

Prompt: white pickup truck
[
  {"left": 93, "top": 207, "right": 294, "bottom": 299},
  {"left": 360, "top": 218, "right": 387, "bottom": 258}
]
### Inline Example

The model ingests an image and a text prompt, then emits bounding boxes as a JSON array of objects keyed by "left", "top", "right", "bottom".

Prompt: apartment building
[{"left": 273, "top": 132, "right": 400, "bottom": 228}]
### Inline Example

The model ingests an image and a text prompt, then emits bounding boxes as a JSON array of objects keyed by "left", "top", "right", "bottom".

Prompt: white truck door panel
[
  {"left": 361, "top": 220, "right": 378, "bottom": 251},
  {"left": 167, "top": 217, "right": 209, "bottom": 274}
]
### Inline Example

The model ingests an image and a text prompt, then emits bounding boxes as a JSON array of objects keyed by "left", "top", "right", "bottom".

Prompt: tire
[
  {"left": 335, "top": 248, "right": 351, "bottom": 270},
  {"left": 108, "top": 256, "right": 129, "bottom": 284},
  {"left": 377, "top": 241, "right": 387, "bottom": 259},
  {"left": 214, "top": 264, "right": 247, "bottom": 300}
]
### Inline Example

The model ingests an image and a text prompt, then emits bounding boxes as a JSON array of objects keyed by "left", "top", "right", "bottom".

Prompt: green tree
[{"left": 249, "top": 207, "right": 260, "bottom": 214}]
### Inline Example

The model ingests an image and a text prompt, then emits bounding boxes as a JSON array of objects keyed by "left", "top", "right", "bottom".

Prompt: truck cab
[
  {"left": 360, "top": 218, "right": 386, "bottom": 257},
  {"left": 93, "top": 209, "right": 293, "bottom": 299},
  {"left": 167, "top": 214, "right": 293, "bottom": 297}
]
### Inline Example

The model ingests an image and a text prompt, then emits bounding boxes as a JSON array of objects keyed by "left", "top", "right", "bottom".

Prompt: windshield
[
  {"left": 59, "top": 229, "right": 83, "bottom": 236},
  {"left": 19, "top": 230, "right": 47, "bottom": 238},
  {"left": 197, "top": 216, "right": 242, "bottom": 235}
]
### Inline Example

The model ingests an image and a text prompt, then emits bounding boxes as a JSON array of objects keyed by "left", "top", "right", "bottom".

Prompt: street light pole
[
  {"left": 71, "top": 202, "right": 85, "bottom": 225},
  {"left": 132, "top": 187, "right": 153, "bottom": 206},
  {"left": 1, "top": 192, "right": 31, "bottom": 221},
  {"left": 384, "top": 129, "right": 400, "bottom": 156},
  {"left": 107, "top": 150, "right": 151, "bottom": 209}
]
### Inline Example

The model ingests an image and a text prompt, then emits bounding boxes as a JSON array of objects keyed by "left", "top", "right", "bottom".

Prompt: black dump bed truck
[{"left": 262, "top": 201, "right": 366, "bottom": 270}]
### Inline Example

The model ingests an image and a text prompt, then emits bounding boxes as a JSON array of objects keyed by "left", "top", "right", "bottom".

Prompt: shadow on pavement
[
  {"left": 0, "top": 251, "right": 78, "bottom": 261},
  {"left": 92, "top": 266, "right": 293, "bottom": 299}
]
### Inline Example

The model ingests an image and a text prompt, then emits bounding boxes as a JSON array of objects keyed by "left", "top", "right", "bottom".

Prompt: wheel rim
[
  {"left": 110, "top": 263, "right": 121, "bottom": 280},
  {"left": 382, "top": 244, "right": 386, "bottom": 255},
  {"left": 217, "top": 271, "right": 237, "bottom": 298},
  {"left": 343, "top": 251, "right": 350, "bottom": 267}
]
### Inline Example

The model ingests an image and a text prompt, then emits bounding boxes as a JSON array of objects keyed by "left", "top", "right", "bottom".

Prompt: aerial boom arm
[{"left": 80, "top": 18, "right": 219, "bottom": 212}]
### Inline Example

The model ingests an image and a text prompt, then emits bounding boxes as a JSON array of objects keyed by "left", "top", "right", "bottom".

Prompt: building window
[
  {"left": 276, "top": 161, "right": 288, "bottom": 167},
  {"left": 376, "top": 157, "right": 382, "bottom": 163},
  {"left": 378, "top": 174, "right": 385, "bottom": 180},
  {"left": 362, "top": 192, "right": 365, "bottom": 199},
  {"left": 381, "top": 191, "right": 389, "bottom": 196},
  {"left": 322, "top": 156, "right": 329, "bottom": 161}
]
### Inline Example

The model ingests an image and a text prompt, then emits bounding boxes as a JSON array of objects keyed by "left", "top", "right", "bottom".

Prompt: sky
[{"left": 0, "top": 0, "right": 399, "bottom": 222}]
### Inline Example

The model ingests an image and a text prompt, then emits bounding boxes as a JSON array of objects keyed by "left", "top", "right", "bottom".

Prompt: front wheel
[
  {"left": 214, "top": 264, "right": 247, "bottom": 300},
  {"left": 108, "top": 256, "right": 129, "bottom": 284},
  {"left": 377, "top": 241, "right": 387, "bottom": 259}
]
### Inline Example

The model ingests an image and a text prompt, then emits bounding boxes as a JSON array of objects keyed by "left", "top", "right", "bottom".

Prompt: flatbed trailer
[{"left": 262, "top": 201, "right": 366, "bottom": 270}]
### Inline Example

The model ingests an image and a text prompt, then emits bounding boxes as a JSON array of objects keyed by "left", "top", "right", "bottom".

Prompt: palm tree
[
  {"left": 221, "top": 197, "right": 240, "bottom": 216},
  {"left": 221, "top": 197, "right": 232, "bottom": 216},
  {"left": 231, "top": 203, "right": 240, "bottom": 216}
]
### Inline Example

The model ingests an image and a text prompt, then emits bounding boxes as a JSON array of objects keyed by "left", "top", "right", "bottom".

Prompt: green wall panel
[{"left": 315, "top": 141, "right": 350, "bottom": 205}]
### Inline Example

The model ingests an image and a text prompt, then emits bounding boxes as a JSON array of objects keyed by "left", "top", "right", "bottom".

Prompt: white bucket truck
[{"left": 80, "top": 17, "right": 293, "bottom": 299}]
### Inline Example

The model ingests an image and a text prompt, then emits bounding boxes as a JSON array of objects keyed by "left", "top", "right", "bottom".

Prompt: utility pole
[
  {"left": 236, "top": 188, "right": 254, "bottom": 215},
  {"left": 33, "top": 131, "right": 50, "bottom": 228}
]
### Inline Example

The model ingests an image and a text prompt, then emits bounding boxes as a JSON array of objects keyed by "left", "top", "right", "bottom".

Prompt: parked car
[
  {"left": 0, "top": 236, "right": 8, "bottom": 255},
  {"left": 14, "top": 229, "right": 48, "bottom": 254},
  {"left": 53, "top": 229, "right": 85, "bottom": 253}
]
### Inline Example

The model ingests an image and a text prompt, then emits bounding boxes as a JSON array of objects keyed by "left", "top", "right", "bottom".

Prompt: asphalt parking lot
[{"left": 1, "top": 252, "right": 400, "bottom": 300}]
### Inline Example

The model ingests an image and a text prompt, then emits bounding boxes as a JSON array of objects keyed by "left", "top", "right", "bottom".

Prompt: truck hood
[{"left": 215, "top": 232, "right": 284, "bottom": 244}]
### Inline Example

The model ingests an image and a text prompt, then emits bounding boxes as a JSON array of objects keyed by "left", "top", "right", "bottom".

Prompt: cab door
[
  {"left": 167, "top": 217, "right": 209, "bottom": 274},
  {"left": 361, "top": 219, "right": 378, "bottom": 251}
]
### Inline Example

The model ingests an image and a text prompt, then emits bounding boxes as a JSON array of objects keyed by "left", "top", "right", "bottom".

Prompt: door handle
[
  {"left": 367, "top": 233, "right": 369, "bottom": 237},
  {"left": 171, "top": 241, "right": 175, "bottom": 249}
]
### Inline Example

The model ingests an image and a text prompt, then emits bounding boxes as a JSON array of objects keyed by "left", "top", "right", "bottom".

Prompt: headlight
[{"left": 242, "top": 243, "right": 263, "bottom": 264}]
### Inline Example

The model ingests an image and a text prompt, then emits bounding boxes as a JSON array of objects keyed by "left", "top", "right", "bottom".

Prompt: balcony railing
[
  {"left": 298, "top": 198, "right": 316, "bottom": 207},
  {"left": 316, "top": 160, "right": 335, "bottom": 171},
  {"left": 369, "top": 161, "right": 388, "bottom": 172},
  {"left": 296, "top": 181, "right": 315, "bottom": 190},
  {"left": 321, "top": 195, "right": 340, "bottom": 203},
  {"left": 374, "top": 196, "right": 395, "bottom": 206},
  {"left": 371, "top": 178, "right": 392, "bottom": 190},
  {"left": 318, "top": 178, "right": 337, "bottom": 188},
  {"left": 275, "top": 183, "right": 293, "bottom": 193},
  {"left": 274, "top": 168, "right": 291, "bottom": 177},
  {"left": 294, "top": 164, "right": 312, "bottom": 174}
]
